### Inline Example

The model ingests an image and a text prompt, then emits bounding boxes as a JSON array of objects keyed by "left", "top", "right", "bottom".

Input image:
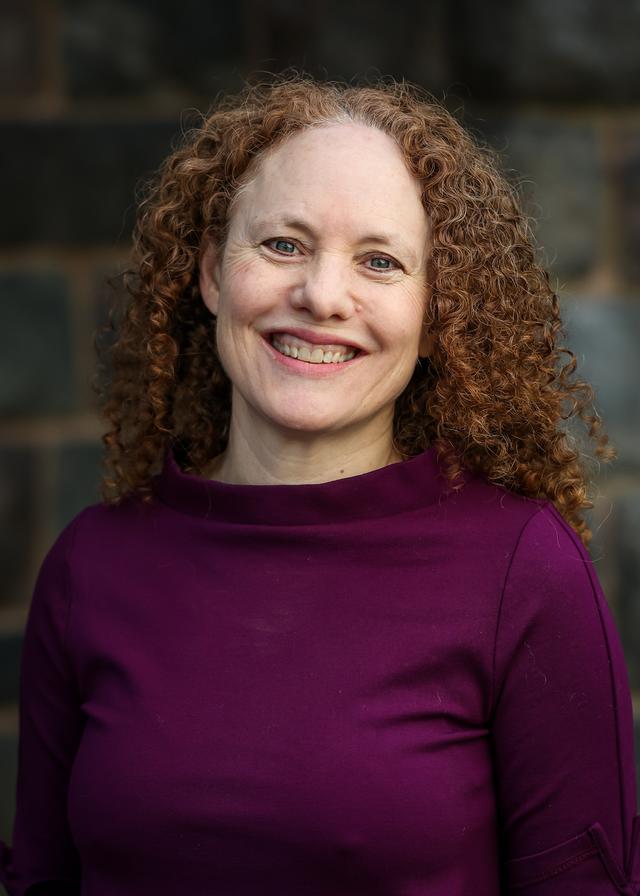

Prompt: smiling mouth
[{"left": 269, "top": 333, "right": 360, "bottom": 364}]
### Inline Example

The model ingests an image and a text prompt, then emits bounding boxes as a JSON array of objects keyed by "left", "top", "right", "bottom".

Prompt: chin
[
  {"left": 261, "top": 408, "right": 346, "bottom": 435},
  {"left": 270, "top": 418, "right": 342, "bottom": 435}
]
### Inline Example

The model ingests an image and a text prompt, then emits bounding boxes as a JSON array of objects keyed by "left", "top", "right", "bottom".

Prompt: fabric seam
[
  {"left": 544, "top": 503, "right": 630, "bottom": 875},
  {"left": 511, "top": 846, "right": 598, "bottom": 890},
  {"left": 487, "top": 503, "right": 547, "bottom": 724},
  {"left": 510, "top": 846, "right": 598, "bottom": 888}
]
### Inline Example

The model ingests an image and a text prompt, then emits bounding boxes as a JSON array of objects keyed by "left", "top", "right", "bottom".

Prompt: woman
[{"left": 2, "top": 72, "right": 638, "bottom": 895}]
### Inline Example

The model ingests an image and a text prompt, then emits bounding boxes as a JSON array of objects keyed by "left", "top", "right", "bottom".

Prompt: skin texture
[{"left": 199, "top": 122, "right": 432, "bottom": 485}]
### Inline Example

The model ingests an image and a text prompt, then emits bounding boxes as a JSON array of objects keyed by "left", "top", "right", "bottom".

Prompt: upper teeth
[{"left": 270, "top": 333, "right": 357, "bottom": 364}]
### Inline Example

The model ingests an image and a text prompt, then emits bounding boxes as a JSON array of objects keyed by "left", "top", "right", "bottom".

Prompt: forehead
[{"left": 234, "top": 123, "right": 429, "bottom": 249}]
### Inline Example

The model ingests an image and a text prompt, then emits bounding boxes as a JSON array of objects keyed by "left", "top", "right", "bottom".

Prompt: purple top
[{"left": 2, "top": 444, "right": 639, "bottom": 895}]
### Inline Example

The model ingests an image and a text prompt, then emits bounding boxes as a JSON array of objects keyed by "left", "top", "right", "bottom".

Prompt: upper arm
[
  {"left": 491, "top": 504, "right": 640, "bottom": 894},
  {"left": 0, "top": 513, "right": 87, "bottom": 895}
]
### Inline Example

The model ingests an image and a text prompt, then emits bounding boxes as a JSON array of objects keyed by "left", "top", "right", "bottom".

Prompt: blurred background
[{"left": 1, "top": 0, "right": 639, "bottom": 845}]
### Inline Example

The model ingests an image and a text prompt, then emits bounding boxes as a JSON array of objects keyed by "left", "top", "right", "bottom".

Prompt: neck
[{"left": 204, "top": 404, "right": 402, "bottom": 486}]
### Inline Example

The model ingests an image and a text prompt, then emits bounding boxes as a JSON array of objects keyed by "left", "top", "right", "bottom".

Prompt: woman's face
[{"left": 199, "top": 121, "right": 431, "bottom": 446}]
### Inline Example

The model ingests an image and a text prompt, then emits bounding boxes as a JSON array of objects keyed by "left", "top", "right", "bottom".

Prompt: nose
[{"left": 289, "top": 251, "right": 356, "bottom": 320}]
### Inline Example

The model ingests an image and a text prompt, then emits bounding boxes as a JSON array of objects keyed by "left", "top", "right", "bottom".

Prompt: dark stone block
[
  {"left": 476, "top": 116, "right": 602, "bottom": 280},
  {"left": 90, "top": 264, "right": 129, "bottom": 406},
  {"left": 613, "top": 130, "right": 640, "bottom": 287},
  {"left": 583, "top": 487, "right": 618, "bottom": 603},
  {"left": 55, "top": 441, "right": 105, "bottom": 531},
  {"left": 299, "top": 0, "right": 452, "bottom": 92},
  {"left": 62, "top": 0, "right": 455, "bottom": 100},
  {"left": 0, "top": 122, "right": 179, "bottom": 245},
  {"left": 0, "top": 629, "right": 22, "bottom": 704},
  {"left": 62, "top": 0, "right": 244, "bottom": 98},
  {"left": 0, "top": 0, "right": 42, "bottom": 97},
  {"left": 561, "top": 297, "right": 640, "bottom": 471},
  {"left": 448, "top": 0, "right": 640, "bottom": 102},
  {"left": 0, "top": 447, "right": 36, "bottom": 608},
  {"left": 636, "top": 714, "right": 640, "bottom": 812},
  {"left": 0, "top": 272, "right": 74, "bottom": 416},
  {"left": 251, "top": 0, "right": 330, "bottom": 79},
  {"left": 610, "top": 490, "right": 640, "bottom": 692},
  {"left": 0, "top": 727, "right": 18, "bottom": 844}
]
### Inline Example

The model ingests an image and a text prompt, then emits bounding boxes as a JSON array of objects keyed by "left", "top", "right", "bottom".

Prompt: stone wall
[{"left": 1, "top": 0, "right": 639, "bottom": 844}]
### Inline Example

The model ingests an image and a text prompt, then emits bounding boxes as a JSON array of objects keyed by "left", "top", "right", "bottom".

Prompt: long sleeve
[
  {"left": 0, "top": 514, "right": 86, "bottom": 896},
  {"left": 5, "top": 444, "right": 640, "bottom": 894},
  {"left": 491, "top": 503, "right": 640, "bottom": 894}
]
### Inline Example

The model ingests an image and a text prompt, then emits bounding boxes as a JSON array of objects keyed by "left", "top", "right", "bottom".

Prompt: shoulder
[
  {"left": 36, "top": 504, "right": 96, "bottom": 579},
  {"left": 446, "top": 471, "right": 600, "bottom": 597},
  {"left": 494, "top": 499, "right": 612, "bottom": 655},
  {"left": 456, "top": 468, "right": 587, "bottom": 556},
  {"left": 445, "top": 469, "right": 549, "bottom": 552},
  {"left": 506, "top": 500, "right": 597, "bottom": 595},
  {"left": 43, "top": 493, "right": 160, "bottom": 571}
]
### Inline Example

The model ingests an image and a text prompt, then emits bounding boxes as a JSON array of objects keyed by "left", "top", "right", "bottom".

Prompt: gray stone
[
  {"left": 0, "top": 728, "right": 18, "bottom": 844},
  {"left": 310, "top": 0, "right": 451, "bottom": 92},
  {"left": 0, "top": 272, "right": 74, "bottom": 416},
  {"left": 474, "top": 115, "right": 602, "bottom": 281},
  {"left": 0, "top": 122, "right": 179, "bottom": 245},
  {"left": 0, "top": 0, "right": 41, "bottom": 97},
  {"left": 614, "top": 129, "right": 640, "bottom": 287},
  {"left": 90, "top": 265, "right": 129, "bottom": 403},
  {"left": 560, "top": 297, "right": 640, "bottom": 472},
  {"left": 55, "top": 441, "right": 105, "bottom": 531},
  {"left": 449, "top": 0, "right": 640, "bottom": 102},
  {"left": 62, "top": 0, "right": 455, "bottom": 100},
  {"left": 636, "top": 714, "right": 640, "bottom": 811},
  {"left": 584, "top": 488, "right": 619, "bottom": 603},
  {"left": 0, "top": 629, "right": 22, "bottom": 704},
  {"left": 606, "top": 490, "right": 640, "bottom": 691},
  {"left": 0, "top": 447, "right": 36, "bottom": 609},
  {"left": 62, "top": 0, "right": 243, "bottom": 98}
]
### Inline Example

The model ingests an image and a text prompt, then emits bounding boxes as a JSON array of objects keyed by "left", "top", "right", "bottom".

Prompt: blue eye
[
  {"left": 264, "top": 239, "right": 400, "bottom": 272},
  {"left": 368, "top": 255, "right": 399, "bottom": 271},
  {"left": 267, "top": 238, "right": 297, "bottom": 254}
]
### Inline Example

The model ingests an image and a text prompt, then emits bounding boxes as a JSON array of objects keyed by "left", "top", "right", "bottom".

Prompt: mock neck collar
[{"left": 151, "top": 443, "right": 454, "bottom": 526}]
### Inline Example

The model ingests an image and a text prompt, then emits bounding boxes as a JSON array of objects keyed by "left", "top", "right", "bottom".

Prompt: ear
[{"left": 199, "top": 239, "right": 222, "bottom": 316}]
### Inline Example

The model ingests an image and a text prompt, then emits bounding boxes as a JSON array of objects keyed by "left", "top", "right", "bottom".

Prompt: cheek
[
  {"left": 214, "top": 282, "right": 269, "bottom": 375},
  {"left": 376, "top": 310, "right": 425, "bottom": 358},
  {"left": 213, "top": 325, "right": 233, "bottom": 381},
  {"left": 221, "top": 274, "right": 281, "bottom": 325},
  {"left": 398, "top": 295, "right": 428, "bottom": 353}
]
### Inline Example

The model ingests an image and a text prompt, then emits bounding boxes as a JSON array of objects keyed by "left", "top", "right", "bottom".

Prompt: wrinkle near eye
[{"left": 264, "top": 239, "right": 402, "bottom": 274}]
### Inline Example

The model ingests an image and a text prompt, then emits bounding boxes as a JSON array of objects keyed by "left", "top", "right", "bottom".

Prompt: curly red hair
[{"left": 94, "top": 70, "right": 614, "bottom": 546}]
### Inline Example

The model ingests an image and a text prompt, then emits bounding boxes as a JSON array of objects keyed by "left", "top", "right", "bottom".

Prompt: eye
[
  {"left": 366, "top": 255, "right": 401, "bottom": 273},
  {"left": 264, "top": 238, "right": 299, "bottom": 255}
]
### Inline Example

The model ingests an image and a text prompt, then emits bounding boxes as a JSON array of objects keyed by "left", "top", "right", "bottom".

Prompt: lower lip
[{"left": 261, "top": 336, "right": 365, "bottom": 377}]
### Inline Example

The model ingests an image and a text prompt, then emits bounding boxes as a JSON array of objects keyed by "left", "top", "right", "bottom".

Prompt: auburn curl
[{"left": 94, "top": 69, "right": 614, "bottom": 546}]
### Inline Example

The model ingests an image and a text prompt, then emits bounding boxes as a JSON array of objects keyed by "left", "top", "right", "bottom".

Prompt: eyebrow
[{"left": 252, "top": 215, "right": 420, "bottom": 267}]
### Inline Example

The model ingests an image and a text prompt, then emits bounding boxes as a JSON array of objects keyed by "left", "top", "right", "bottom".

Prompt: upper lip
[{"left": 264, "top": 327, "right": 366, "bottom": 353}]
